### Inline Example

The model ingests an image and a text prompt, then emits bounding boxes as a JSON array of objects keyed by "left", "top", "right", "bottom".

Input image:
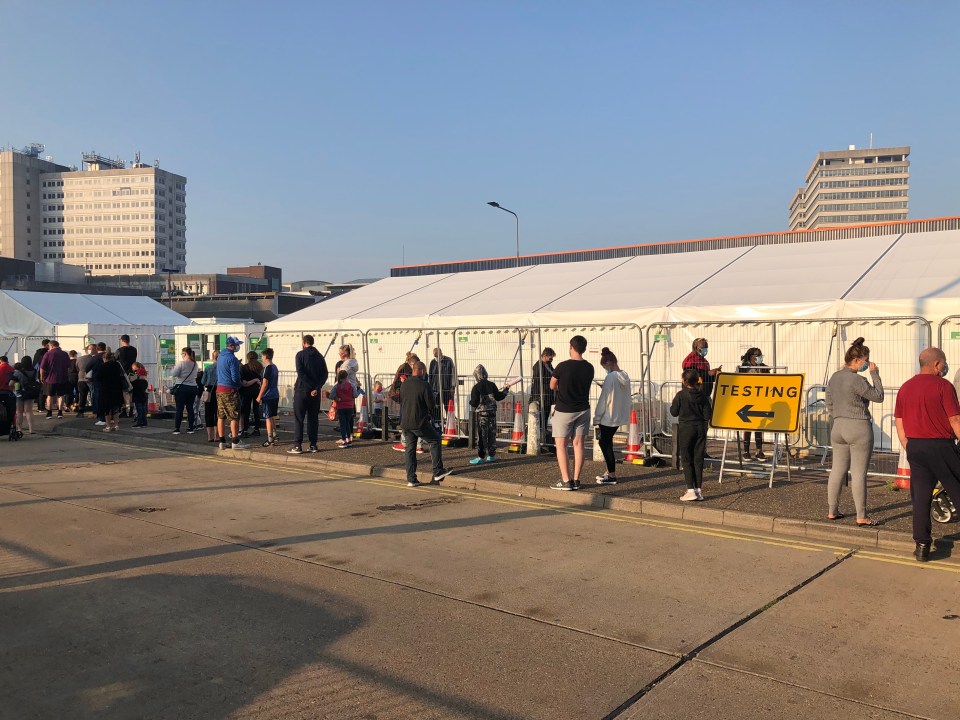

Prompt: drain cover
[{"left": 138, "top": 507, "right": 167, "bottom": 513}]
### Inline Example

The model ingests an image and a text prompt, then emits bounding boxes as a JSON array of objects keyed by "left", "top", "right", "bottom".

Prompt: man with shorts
[
  {"left": 894, "top": 347, "right": 960, "bottom": 562},
  {"left": 550, "top": 335, "right": 595, "bottom": 490},
  {"left": 216, "top": 336, "right": 248, "bottom": 450},
  {"left": 257, "top": 348, "right": 280, "bottom": 447},
  {"left": 38, "top": 340, "right": 71, "bottom": 419}
]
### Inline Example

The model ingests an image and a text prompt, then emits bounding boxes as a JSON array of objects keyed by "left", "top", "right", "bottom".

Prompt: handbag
[
  {"left": 200, "top": 388, "right": 211, "bottom": 404},
  {"left": 327, "top": 401, "right": 337, "bottom": 421}
]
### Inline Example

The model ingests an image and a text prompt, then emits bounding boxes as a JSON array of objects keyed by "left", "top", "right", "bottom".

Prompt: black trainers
[
  {"left": 551, "top": 481, "right": 575, "bottom": 491},
  {"left": 218, "top": 439, "right": 227, "bottom": 450},
  {"left": 307, "top": 445, "right": 319, "bottom": 453},
  {"left": 45, "top": 412, "right": 53, "bottom": 419},
  {"left": 432, "top": 469, "right": 453, "bottom": 483},
  {"left": 595, "top": 474, "right": 618, "bottom": 485},
  {"left": 407, "top": 479, "right": 421, "bottom": 487},
  {"left": 288, "top": 446, "right": 303, "bottom": 455},
  {"left": 573, "top": 480, "right": 581, "bottom": 491},
  {"left": 914, "top": 543, "right": 931, "bottom": 562}
]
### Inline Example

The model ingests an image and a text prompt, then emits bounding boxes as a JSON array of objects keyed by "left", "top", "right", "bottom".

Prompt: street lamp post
[
  {"left": 161, "top": 267, "right": 176, "bottom": 309},
  {"left": 487, "top": 201, "right": 520, "bottom": 266}
]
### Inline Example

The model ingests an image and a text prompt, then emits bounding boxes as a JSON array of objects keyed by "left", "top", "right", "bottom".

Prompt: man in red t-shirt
[{"left": 894, "top": 347, "right": 960, "bottom": 561}]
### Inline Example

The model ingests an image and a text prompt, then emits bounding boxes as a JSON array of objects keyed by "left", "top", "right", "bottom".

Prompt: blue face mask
[
  {"left": 858, "top": 361, "right": 869, "bottom": 373},
  {"left": 699, "top": 348, "right": 708, "bottom": 358}
]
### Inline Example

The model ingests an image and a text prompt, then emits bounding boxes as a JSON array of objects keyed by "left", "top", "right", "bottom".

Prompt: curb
[{"left": 52, "top": 426, "right": 917, "bottom": 553}]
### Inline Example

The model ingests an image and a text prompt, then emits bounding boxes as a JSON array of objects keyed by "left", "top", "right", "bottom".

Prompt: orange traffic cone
[
  {"left": 147, "top": 385, "right": 159, "bottom": 417},
  {"left": 508, "top": 401, "right": 525, "bottom": 453},
  {"left": 624, "top": 410, "right": 643, "bottom": 464},
  {"left": 354, "top": 404, "right": 370, "bottom": 439},
  {"left": 894, "top": 447, "right": 910, "bottom": 490},
  {"left": 441, "top": 400, "right": 459, "bottom": 445}
]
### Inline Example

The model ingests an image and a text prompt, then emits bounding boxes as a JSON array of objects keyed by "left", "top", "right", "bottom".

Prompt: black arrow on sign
[{"left": 736, "top": 404, "right": 775, "bottom": 424}]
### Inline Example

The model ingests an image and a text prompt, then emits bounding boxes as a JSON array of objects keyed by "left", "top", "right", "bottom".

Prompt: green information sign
[
  {"left": 249, "top": 336, "right": 268, "bottom": 353},
  {"left": 952, "top": 331, "right": 960, "bottom": 340},
  {"left": 159, "top": 338, "right": 176, "bottom": 367},
  {"left": 654, "top": 333, "right": 669, "bottom": 342},
  {"left": 368, "top": 337, "right": 379, "bottom": 345},
  {"left": 457, "top": 336, "right": 469, "bottom": 343}
]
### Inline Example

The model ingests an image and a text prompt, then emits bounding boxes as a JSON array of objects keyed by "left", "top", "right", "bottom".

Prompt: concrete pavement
[{"left": 2, "top": 436, "right": 958, "bottom": 719}]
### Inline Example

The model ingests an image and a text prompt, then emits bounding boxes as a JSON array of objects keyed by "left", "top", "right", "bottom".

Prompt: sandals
[
  {"left": 826, "top": 513, "right": 845, "bottom": 520},
  {"left": 856, "top": 519, "right": 881, "bottom": 527}
]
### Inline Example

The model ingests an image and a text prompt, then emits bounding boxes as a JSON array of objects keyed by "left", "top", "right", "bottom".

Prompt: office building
[
  {"left": 789, "top": 146, "right": 909, "bottom": 230},
  {"left": 227, "top": 263, "right": 283, "bottom": 291},
  {"left": 1, "top": 144, "right": 186, "bottom": 276}
]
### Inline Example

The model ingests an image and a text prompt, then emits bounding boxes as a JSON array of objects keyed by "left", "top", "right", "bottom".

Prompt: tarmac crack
[{"left": 602, "top": 549, "right": 857, "bottom": 720}]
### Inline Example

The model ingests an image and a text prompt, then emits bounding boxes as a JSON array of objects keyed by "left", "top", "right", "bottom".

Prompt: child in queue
[
  {"left": 130, "top": 362, "right": 149, "bottom": 428},
  {"left": 257, "top": 348, "right": 280, "bottom": 447},
  {"left": 670, "top": 367, "right": 713, "bottom": 502},
  {"left": 326, "top": 369, "right": 359, "bottom": 448},
  {"left": 468, "top": 364, "right": 509, "bottom": 464}
]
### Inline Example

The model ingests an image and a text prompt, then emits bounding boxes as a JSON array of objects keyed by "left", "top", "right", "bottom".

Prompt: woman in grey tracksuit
[{"left": 826, "top": 337, "right": 883, "bottom": 526}]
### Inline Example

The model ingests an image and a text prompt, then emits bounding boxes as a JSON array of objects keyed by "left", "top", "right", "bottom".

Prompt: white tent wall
[{"left": 264, "top": 227, "right": 960, "bottom": 458}]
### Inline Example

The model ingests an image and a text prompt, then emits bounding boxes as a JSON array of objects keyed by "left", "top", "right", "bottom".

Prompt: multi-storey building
[
  {"left": 1, "top": 145, "right": 186, "bottom": 276},
  {"left": 0, "top": 145, "right": 69, "bottom": 262},
  {"left": 789, "top": 145, "right": 909, "bottom": 230}
]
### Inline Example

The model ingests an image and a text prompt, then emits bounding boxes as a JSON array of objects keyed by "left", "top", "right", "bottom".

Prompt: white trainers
[{"left": 680, "top": 489, "right": 699, "bottom": 502}]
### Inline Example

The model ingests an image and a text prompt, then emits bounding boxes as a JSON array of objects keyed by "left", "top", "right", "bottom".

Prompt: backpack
[{"left": 21, "top": 372, "right": 40, "bottom": 400}]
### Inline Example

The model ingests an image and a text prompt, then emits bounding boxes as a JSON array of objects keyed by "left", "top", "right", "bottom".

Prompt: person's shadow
[{"left": 1, "top": 570, "right": 519, "bottom": 720}]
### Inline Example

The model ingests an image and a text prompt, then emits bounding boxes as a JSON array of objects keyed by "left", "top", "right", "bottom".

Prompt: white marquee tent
[
  {"left": 0, "top": 290, "right": 190, "bottom": 367},
  {"left": 266, "top": 228, "right": 960, "bottom": 453}
]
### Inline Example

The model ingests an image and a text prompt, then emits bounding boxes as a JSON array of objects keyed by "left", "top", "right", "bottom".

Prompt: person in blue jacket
[{"left": 216, "top": 336, "right": 248, "bottom": 450}]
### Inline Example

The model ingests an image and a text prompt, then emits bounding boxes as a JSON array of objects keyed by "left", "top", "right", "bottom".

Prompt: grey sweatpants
[{"left": 828, "top": 417, "right": 874, "bottom": 519}]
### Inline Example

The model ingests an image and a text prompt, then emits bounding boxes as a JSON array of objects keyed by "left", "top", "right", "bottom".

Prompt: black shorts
[
  {"left": 261, "top": 398, "right": 279, "bottom": 419},
  {"left": 43, "top": 382, "right": 71, "bottom": 397}
]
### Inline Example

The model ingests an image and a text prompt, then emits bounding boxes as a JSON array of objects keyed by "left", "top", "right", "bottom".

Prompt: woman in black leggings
[{"left": 593, "top": 348, "right": 632, "bottom": 485}]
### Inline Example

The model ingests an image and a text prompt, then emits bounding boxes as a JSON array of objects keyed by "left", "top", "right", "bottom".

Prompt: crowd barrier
[{"left": 5, "top": 313, "right": 948, "bottom": 476}]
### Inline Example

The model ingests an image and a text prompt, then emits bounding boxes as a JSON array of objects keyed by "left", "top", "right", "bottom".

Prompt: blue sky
[{"left": 4, "top": 1, "right": 958, "bottom": 282}]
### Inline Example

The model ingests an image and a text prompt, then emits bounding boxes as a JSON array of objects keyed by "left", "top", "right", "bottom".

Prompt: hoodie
[
  {"left": 594, "top": 369, "right": 632, "bottom": 427},
  {"left": 470, "top": 364, "right": 507, "bottom": 418},
  {"left": 216, "top": 348, "right": 242, "bottom": 390},
  {"left": 295, "top": 345, "right": 329, "bottom": 395}
]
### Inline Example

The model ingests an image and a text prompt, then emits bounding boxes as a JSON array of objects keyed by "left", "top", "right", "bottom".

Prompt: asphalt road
[{"left": 1, "top": 437, "right": 958, "bottom": 719}]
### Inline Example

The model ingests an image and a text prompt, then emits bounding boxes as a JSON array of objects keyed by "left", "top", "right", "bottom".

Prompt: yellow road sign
[{"left": 710, "top": 372, "right": 804, "bottom": 433}]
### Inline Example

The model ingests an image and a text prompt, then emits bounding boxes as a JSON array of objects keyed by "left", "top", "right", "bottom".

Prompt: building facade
[
  {"left": 0, "top": 145, "right": 70, "bottom": 262},
  {"left": 789, "top": 146, "right": 909, "bottom": 231},
  {"left": 1, "top": 146, "right": 186, "bottom": 276}
]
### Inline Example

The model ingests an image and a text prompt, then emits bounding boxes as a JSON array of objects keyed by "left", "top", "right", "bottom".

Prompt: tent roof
[
  {"left": 0, "top": 290, "right": 189, "bottom": 327},
  {"left": 268, "top": 228, "right": 960, "bottom": 332}
]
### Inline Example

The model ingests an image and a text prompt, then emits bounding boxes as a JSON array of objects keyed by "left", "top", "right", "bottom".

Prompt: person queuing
[
  {"left": 169, "top": 347, "right": 200, "bottom": 435},
  {"left": 117, "top": 335, "right": 138, "bottom": 417},
  {"left": 97, "top": 350, "right": 129, "bottom": 432},
  {"left": 216, "top": 337, "right": 250, "bottom": 450},
  {"left": 67, "top": 350, "right": 80, "bottom": 411},
  {"left": 390, "top": 351, "right": 419, "bottom": 452},
  {"left": 326, "top": 369, "right": 360, "bottom": 448},
  {"left": 895, "top": 347, "right": 960, "bottom": 562},
  {"left": 825, "top": 338, "right": 883, "bottom": 527},
  {"left": 593, "top": 347, "right": 632, "bottom": 485},
  {"left": 429, "top": 347, "right": 456, "bottom": 418},
  {"left": 130, "top": 362, "right": 149, "bottom": 428},
  {"left": 256, "top": 348, "right": 280, "bottom": 447},
  {"left": 682, "top": 338, "right": 721, "bottom": 398},
  {"left": 738, "top": 347, "right": 769, "bottom": 461},
  {"left": 399, "top": 360, "right": 452, "bottom": 487},
  {"left": 338, "top": 344, "right": 360, "bottom": 391},
  {"left": 200, "top": 350, "right": 220, "bottom": 443},
  {"left": 240, "top": 351, "right": 263, "bottom": 438},
  {"left": 530, "top": 348, "right": 556, "bottom": 449},
  {"left": 0, "top": 356, "right": 15, "bottom": 438},
  {"left": 288, "top": 335, "right": 328, "bottom": 455},
  {"left": 13, "top": 360, "right": 38, "bottom": 434},
  {"left": 75, "top": 345, "right": 97, "bottom": 418},
  {"left": 38, "top": 340, "right": 71, "bottom": 420},
  {"left": 469, "top": 364, "right": 509, "bottom": 465},
  {"left": 87, "top": 342, "right": 107, "bottom": 426},
  {"left": 670, "top": 368, "right": 712, "bottom": 501},
  {"left": 32, "top": 339, "right": 49, "bottom": 413},
  {"left": 549, "top": 336, "right": 594, "bottom": 491}
]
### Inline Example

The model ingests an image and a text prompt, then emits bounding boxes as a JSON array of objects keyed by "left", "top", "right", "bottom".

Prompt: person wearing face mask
[
  {"left": 682, "top": 338, "right": 721, "bottom": 399},
  {"left": 738, "top": 347, "right": 769, "bottom": 460},
  {"left": 593, "top": 347, "right": 632, "bottom": 484},
  {"left": 825, "top": 337, "right": 883, "bottom": 526},
  {"left": 895, "top": 347, "right": 960, "bottom": 562}
]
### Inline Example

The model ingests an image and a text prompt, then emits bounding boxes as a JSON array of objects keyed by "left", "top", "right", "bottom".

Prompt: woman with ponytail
[{"left": 825, "top": 337, "right": 884, "bottom": 526}]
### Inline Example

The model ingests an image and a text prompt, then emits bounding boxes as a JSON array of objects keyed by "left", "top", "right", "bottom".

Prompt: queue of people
[{"left": 5, "top": 330, "right": 960, "bottom": 564}]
